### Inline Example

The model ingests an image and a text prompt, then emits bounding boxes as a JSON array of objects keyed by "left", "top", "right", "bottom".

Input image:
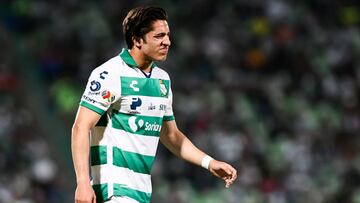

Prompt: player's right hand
[{"left": 75, "top": 182, "right": 96, "bottom": 203}]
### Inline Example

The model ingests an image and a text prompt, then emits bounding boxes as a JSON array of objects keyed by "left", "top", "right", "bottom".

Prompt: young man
[{"left": 71, "top": 6, "right": 237, "bottom": 203}]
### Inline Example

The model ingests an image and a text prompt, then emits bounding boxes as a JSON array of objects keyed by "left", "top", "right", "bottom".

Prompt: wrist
[
  {"left": 76, "top": 176, "right": 91, "bottom": 185},
  {"left": 201, "top": 155, "right": 214, "bottom": 170}
]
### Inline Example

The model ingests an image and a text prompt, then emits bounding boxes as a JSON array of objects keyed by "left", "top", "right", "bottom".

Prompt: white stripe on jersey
[
  {"left": 91, "top": 165, "right": 152, "bottom": 194},
  {"left": 108, "top": 128, "right": 160, "bottom": 157},
  {"left": 118, "top": 95, "right": 170, "bottom": 118}
]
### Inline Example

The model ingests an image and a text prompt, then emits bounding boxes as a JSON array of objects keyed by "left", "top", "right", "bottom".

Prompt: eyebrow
[{"left": 154, "top": 32, "right": 170, "bottom": 37}]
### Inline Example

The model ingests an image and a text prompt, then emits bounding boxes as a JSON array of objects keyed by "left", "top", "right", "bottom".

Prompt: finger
[
  {"left": 225, "top": 178, "right": 235, "bottom": 188},
  {"left": 217, "top": 164, "right": 232, "bottom": 176},
  {"left": 224, "top": 165, "right": 233, "bottom": 176},
  {"left": 225, "top": 164, "right": 236, "bottom": 175},
  {"left": 229, "top": 169, "right": 237, "bottom": 181},
  {"left": 227, "top": 164, "right": 236, "bottom": 173},
  {"left": 231, "top": 171, "right": 237, "bottom": 181},
  {"left": 225, "top": 179, "right": 231, "bottom": 188},
  {"left": 211, "top": 171, "right": 221, "bottom": 179},
  {"left": 225, "top": 165, "right": 237, "bottom": 180},
  {"left": 228, "top": 178, "right": 235, "bottom": 185},
  {"left": 225, "top": 172, "right": 236, "bottom": 186}
]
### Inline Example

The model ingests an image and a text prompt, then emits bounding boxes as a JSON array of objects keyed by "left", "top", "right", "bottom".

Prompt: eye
[{"left": 154, "top": 34, "right": 165, "bottom": 39}]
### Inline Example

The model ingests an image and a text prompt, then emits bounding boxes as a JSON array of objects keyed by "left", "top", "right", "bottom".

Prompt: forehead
[{"left": 150, "top": 20, "right": 170, "bottom": 33}]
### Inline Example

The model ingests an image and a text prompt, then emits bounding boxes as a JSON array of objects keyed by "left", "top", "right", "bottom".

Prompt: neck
[{"left": 129, "top": 48, "right": 152, "bottom": 72}]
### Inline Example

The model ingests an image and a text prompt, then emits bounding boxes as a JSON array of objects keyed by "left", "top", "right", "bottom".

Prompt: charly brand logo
[
  {"left": 159, "top": 79, "right": 167, "bottom": 96},
  {"left": 130, "top": 80, "right": 140, "bottom": 92},
  {"left": 128, "top": 116, "right": 161, "bottom": 133},
  {"left": 90, "top": 80, "right": 101, "bottom": 91},
  {"left": 99, "top": 71, "right": 108, "bottom": 79}
]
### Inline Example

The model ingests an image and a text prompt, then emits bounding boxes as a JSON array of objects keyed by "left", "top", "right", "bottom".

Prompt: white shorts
[{"left": 104, "top": 196, "right": 139, "bottom": 203}]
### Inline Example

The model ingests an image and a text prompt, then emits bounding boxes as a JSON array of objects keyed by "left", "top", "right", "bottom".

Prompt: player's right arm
[
  {"left": 72, "top": 60, "right": 120, "bottom": 202},
  {"left": 72, "top": 106, "right": 101, "bottom": 203}
]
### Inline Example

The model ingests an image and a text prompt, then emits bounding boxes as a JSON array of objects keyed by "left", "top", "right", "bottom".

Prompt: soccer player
[{"left": 71, "top": 6, "right": 237, "bottom": 203}]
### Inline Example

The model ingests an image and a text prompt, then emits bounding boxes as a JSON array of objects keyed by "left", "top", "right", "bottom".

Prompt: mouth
[{"left": 159, "top": 48, "right": 169, "bottom": 54}]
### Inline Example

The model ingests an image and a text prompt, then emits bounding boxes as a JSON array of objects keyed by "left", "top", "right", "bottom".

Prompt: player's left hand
[{"left": 208, "top": 160, "right": 237, "bottom": 188}]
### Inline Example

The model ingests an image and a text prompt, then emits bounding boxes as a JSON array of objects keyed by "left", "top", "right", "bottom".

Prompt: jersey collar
[{"left": 119, "top": 48, "right": 157, "bottom": 69}]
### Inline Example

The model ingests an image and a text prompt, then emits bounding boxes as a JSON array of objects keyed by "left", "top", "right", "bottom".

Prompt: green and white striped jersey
[{"left": 79, "top": 48, "right": 175, "bottom": 203}]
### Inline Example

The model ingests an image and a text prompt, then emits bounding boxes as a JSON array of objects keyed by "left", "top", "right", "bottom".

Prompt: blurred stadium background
[{"left": 1, "top": 0, "right": 360, "bottom": 202}]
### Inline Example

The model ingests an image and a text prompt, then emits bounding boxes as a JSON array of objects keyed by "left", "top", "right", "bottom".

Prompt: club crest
[{"left": 159, "top": 79, "right": 168, "bottom": 97}]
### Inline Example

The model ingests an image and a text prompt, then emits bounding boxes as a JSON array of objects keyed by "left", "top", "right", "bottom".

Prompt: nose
[{"left": 162, "top": 35, "right": 171, "bottom": 46}]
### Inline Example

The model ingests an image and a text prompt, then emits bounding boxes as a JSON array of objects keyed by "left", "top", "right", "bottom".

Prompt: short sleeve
[
  {"left": 80, "top": 65, "right": 120, "bottom": 115},
  {"left": 163, "top": 86, "right": 175, "bottom": 121}
]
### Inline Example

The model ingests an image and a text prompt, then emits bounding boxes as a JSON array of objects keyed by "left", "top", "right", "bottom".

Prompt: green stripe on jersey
[
  {"left": 93, "top": 184, "right": 108, "bottom": 202},
  {"left": 112, "top": 112, "right": 163, "bottom": 137},
  {"left": 80, "top": 101, "right": 106, "bottom": 115},
  {"left": 90, "top": 146, "right": 107, "bottom": 166},
  {"left": 121, "top": 76, "right": 170, "bottom": 98},
  {"left": 113, "top": 147, "right": 155, "bottom": 174},
  {"left": 113, "top": 183, "right": 151, "bottom": 203},
  {"left": 163, "top": 115, "right": 175, "bottom": 121}
]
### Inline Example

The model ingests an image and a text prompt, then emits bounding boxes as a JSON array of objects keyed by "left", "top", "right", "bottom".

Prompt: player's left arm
[{"left": 160, "top": 120, "right": 237, "bottom": 188}]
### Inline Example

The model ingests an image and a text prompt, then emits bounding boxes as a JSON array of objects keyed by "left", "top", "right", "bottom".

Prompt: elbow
[
  {"left": 71, "top": 123, "right": 78, "bottom": 136},
  {"left": 169, "top": 130, "right": 185, "bottom": 148},
  {"left": 71, "top": 122, "right": 90, "bottom": 138}
]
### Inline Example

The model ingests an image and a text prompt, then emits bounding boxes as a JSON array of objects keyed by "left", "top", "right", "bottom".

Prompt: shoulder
[
  {"left": 91, "top": 55, "right": 123, "bottom": 75},
  {"left": 152, "top": 66, "right": 171, "bottom": 80}
]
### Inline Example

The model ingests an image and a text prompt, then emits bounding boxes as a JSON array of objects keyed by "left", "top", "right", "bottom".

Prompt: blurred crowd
[
  {"left": 0, "top": 92, "right": 66, "bottom": 203},
  {"left": 1, "top": 0, "right": 360, "bottom": 202}
]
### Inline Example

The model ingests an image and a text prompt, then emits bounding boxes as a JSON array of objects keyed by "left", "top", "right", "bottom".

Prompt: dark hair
[{"left": 122, "top": 6, "right": 168, "bottom": 48}]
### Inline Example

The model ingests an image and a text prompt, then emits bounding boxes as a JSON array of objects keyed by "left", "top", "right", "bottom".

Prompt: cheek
[
  {"left": 145, "top": 43, "right": 158, "bottom": 53},
  {"left": 144, "top": 45, "right": 155, "bottom": 54},
  {"left": 147, "top": 39, "right": 160, "bottom": 47}
]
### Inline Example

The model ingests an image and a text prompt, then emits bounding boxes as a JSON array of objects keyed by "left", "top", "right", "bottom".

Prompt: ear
[{"left": 133, "top": 37, "right": 142, "bottom": 49}]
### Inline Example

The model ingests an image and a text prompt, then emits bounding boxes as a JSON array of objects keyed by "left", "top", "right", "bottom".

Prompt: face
[{"left": 137, "top": 20, "right": 171, "bottom": 61}]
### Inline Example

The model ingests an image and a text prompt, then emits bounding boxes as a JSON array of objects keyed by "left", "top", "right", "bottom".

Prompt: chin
[{"left": 155, "top": 56, "right": 167, "bottom": 61}]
